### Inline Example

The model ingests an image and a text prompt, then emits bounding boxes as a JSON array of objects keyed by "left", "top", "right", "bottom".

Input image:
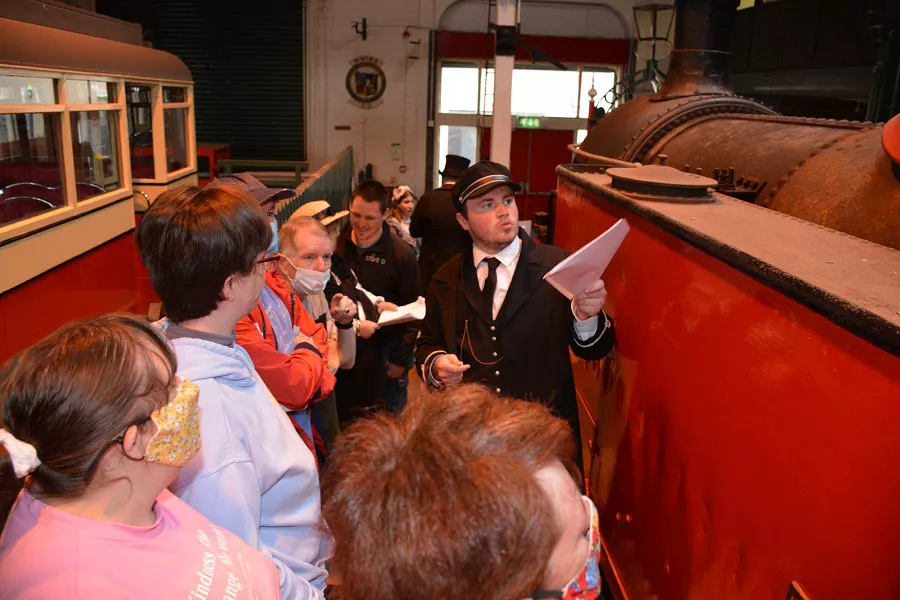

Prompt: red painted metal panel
[
  {"left": 437, "top": 31, "right": 631, "bottom": 65},
  {"left": 479, "top": 128, "right": 574, "bottom": 222},
  {"left": 556, "top": 178, "right": 900, "bottom": 600},
  {"left": 0, "top": 231, "right": 153, "bottom": 364}
]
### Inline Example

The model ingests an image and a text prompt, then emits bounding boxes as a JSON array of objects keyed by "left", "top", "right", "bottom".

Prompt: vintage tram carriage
[{"left": 0, "top": 16, "right": 197, "bottom": 362}]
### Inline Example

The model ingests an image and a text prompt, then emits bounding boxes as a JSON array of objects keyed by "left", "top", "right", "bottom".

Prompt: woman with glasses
[
  {"left": 136, "top": 185, "right": 331, "bottom": 600},
  {"left": 0, "top": 315, "right": 281, "bottom": 599}
]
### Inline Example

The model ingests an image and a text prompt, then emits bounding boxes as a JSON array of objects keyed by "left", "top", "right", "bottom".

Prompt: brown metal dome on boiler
[{"left": 577, "top": 0, "right": 899, "bottom": 250}]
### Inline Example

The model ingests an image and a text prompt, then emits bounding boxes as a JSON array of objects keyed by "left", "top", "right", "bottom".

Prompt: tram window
[
  {"left": 579, "top": 69, "right": 617, "bottom": 118},
  {"left": 67, "top": 80, "right": 117, "bottom": 105},
  {"left": 126, "top": 85, "right": 154, "bottom": 179},
  {"left": 0, "top": 75, "right": 56, "bottom": 105},
  {"left": 164, "top": 108, "right": 188, "bottom": 173},
  {"left": 575, "top": 130, "right": 588, "bottom": 144},
  {"left": 0, "top": 113, "right": 64, "bottom": 226},
  {"left": 70, "top": 111, "right": 121, "bottom": 201},
  {"left": 163, "top": 87, "right": 187, "bottom": 103}
]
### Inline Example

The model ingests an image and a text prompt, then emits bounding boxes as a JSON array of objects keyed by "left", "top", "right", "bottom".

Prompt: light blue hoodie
[{"left": 158, "top": 320, "right": 330, "bottom": 600}]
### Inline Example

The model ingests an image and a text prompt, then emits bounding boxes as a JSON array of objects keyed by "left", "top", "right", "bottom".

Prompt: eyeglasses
[
  {"left": 256, "top": 251, "right": 281, "bottom": 273},
  {"left": 83, "top": 415, "right": 153, "bottom": 481}
]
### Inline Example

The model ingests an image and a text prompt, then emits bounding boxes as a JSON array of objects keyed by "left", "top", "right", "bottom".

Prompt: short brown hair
[
  {"left": 0, "top": 315, "right": 175, "bottom": 525},
  {"left": 351, "top": 179, "right": 389, "bottom": 212},
  {"left": 135, "top": 185, "right": 272, "bottom": 323},
  {"left": 321, "top": 385, "right": 578, "bottom": 600},
  {"left": 280, "top": 215, "right": 330, "bottom": 255}
]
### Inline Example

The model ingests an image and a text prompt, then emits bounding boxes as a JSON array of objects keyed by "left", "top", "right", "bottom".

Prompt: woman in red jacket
[{"left": 235, "top": 217, "right": 357, "bottom": 462}]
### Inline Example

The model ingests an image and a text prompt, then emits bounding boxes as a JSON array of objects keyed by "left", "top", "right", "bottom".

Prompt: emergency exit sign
[{"left": 516, "top": 116, "right": 542, "bottom": 129}]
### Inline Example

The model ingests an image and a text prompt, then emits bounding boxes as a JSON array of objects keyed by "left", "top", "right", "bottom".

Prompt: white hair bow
[
  {"left": 392, "top": 185, "right": 413, "bottom": 201},
  {"left": 0, "top": 429, "right": 41, "bottom": 478}
]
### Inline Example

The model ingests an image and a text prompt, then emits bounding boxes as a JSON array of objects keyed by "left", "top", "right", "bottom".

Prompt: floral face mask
[
  {"left": 143, "top": 377, "right": 201, "bottom": 467},
  {"left": 531, "top": 496, "right": 603, "bottom": 600}
]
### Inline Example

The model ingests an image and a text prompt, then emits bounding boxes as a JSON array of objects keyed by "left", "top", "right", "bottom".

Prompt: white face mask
[{"left": 285, "top": 258, "right": 331, "bottom": 295}]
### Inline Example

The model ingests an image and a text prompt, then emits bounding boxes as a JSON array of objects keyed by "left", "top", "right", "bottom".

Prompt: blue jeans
[{"left": 385, "top": 371, "right": 409, "bottom": 414}]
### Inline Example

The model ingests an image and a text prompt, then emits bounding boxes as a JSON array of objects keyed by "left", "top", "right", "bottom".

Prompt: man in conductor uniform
[
  {"left": 415, "top": 161, "right": 615, "bottom": 463},
  {"left": 410, "top": 154, "right": 471, "bottom": 288}
]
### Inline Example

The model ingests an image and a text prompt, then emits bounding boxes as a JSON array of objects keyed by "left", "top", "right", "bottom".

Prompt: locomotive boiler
[
  {"left": 577, "top": 0, "right": 899, "bottom": 251},
  {"left": 556, "top": 1, "right": 900, "bottom": 599}
]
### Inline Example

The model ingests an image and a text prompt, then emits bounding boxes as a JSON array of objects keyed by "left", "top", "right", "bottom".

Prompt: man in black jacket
[
  {"left": 410, "top": 154, "right": 471, "bottom": 289},
  {"left": 415, "top": 161, "right": 615, "bottom": 466},
  {"left": 335, "top": 180, "right": 421, "bottom": 423}
]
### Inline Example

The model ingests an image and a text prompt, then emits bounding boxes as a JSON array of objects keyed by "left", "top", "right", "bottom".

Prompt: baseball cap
[
  {"left": 452, "top": 161, "right": 521, "bottom": 212},
  {"left": 207, "top": 173, "right": 296, "bottom": 208},
  {"left": 293, "top": 200, "right": 349, "bottom": 228}
]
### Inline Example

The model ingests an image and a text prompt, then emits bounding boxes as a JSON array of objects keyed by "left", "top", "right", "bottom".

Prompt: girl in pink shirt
[{"left": 0, "top": 315, "right": 281, "bottom": 600}]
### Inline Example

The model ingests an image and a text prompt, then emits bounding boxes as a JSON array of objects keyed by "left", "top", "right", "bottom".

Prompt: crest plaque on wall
[{"left": 346, "top": 56, "right": 386, "bottom": 109}]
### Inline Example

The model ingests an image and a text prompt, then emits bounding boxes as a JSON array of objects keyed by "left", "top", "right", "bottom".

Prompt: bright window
[
  {"left": 511, "top": 67, "right": 580, "bottom": 118},
  {"left": 437, "top": 125, "right": 477, "bottom": 185},
  {"left": 440, "top": 66, "right": 480, "bottom": 114},
  {"left": 470, "top": 66, "right": 582, "bottom": 118},
  {"left": 578, "top": 69, "right": 617, "bottom": 118},
  {"left": 480, "top": 67, "right": 494, "bottom": 115},
  {"left": 575, "top": 129, "right": 588, "bottom": 144}
]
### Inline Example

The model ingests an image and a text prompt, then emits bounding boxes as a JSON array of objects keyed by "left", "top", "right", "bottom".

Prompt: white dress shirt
[
  {"left": 472, "top": 236, "right": 599, "bottom": 339},
  {"left": 473, "top": 235, "right": 522, "bottom": 320}
]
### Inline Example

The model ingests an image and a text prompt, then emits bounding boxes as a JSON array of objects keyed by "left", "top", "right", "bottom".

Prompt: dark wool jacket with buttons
[{"left": 415, "top": 230, "right": 615, "bottom": 428}]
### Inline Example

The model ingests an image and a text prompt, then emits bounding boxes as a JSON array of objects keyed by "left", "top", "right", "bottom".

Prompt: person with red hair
[{"left": 321, "top": 384, "right": 603, "bottom": 600}]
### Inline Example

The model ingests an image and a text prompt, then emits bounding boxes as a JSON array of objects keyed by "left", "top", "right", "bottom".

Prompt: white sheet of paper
[
  {"left": 543, "top": 218, "right": 630, "bottom": 300},
  {"left": 377, "top": 296, "right": 427, "bottom": 326},
  {"left": 355, "top": 285, "right": 382, "bottom": 321}
]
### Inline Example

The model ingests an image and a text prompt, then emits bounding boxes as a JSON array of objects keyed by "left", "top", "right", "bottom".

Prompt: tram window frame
[
  {"left": 0, "top": 71, "right": 133, "bottom": 240},
  {"left": 162, "top": 85, "right": 192, "bottom": 175},
  {"left": 128, "top": 83, "right": 195, "bottom": 183}
]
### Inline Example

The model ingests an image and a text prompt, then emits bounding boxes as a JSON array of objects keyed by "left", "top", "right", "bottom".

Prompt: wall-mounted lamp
[{"left": 352, "top": 18, "right": 367, "bottom": 41}]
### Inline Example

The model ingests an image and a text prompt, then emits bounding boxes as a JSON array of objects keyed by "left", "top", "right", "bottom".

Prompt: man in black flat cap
[
  {"left": 415, "top": 161, "right": 616, "bottom": 467},
  {"left": 410, "top": 154, "right": 472, "bottom": 288}
]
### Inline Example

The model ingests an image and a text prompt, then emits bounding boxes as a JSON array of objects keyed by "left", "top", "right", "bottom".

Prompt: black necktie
[{"left": 482, "top": 257, "right": 501, "bottom": 319}]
